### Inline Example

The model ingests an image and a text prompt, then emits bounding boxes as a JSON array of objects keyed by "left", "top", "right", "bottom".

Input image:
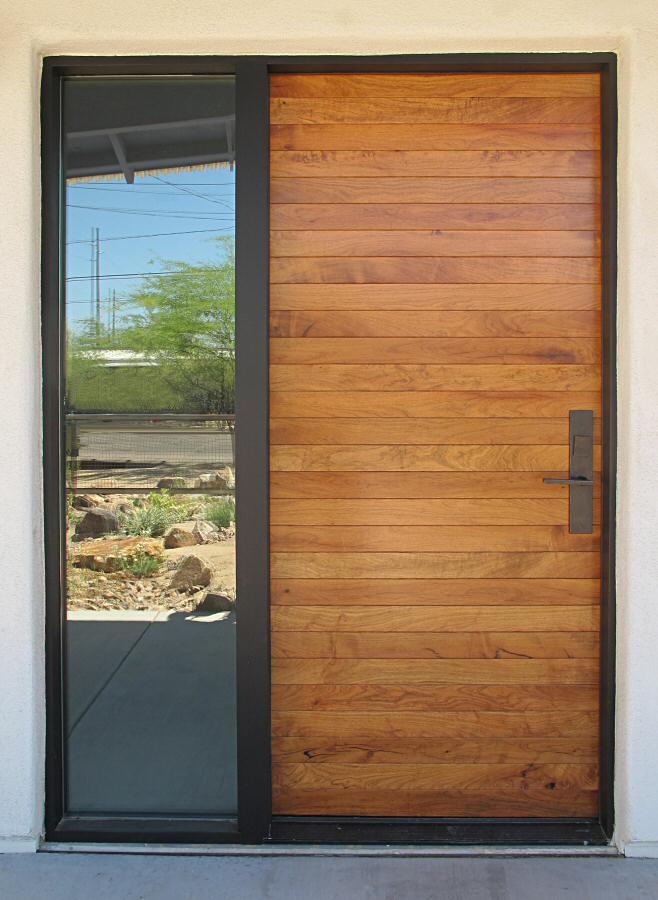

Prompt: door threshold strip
[{"left": 41, "top": 842, "right": 619, "bottom": 858}]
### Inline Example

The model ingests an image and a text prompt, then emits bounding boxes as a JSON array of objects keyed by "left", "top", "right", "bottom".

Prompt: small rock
[
  {"left": 73, "top": 494, "right": 106, "bottom": 510},
  {"left": 163, "top": 519, "right": 217, "bottom": 549},
  {"left": 195, "top": 592, "right": 234, "bottom": 612},
  {"left": 195, "top": 467, "right": 234, "bottom": 491},
  {"left": 193, "top": 520, "right": 217, "bottom": 544},
  {"left": 157, "top": 477, "right": 187, "bottom": 490},
  {"left": 163, "top": 522, "right": 198, "bottom": 549},
  {"left": 169, "top": 554, "right": 214, "bottom": 592},
  {"left": 74, "top": 507, "right": 119, "bottom": 539}
]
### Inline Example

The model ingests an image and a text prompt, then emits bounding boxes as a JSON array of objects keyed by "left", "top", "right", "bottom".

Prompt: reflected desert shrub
[
  {"left": 204, "top": 497, "right": 235, "bottom": 530},
  {"left": 119, "top": 490, "right": 192, "bottom": 537}
]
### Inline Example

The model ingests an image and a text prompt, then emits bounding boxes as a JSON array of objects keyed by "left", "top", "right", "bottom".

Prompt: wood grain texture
[
  {"left": 271, "top": 365, "right": 600, "bottom": 392},
  {"left": 271, "top": 498, "right": 578, "bottom": 526},
  {"left": 270, "top": 525, "right": 599, "bottom": 552},
  {"left": 270, "top": 97, "right": 600, "bottom": 125},
  {"left": 271, "top": 391, "right": 602, "bottom": 417},
  {"left": 271, "top": 257, "right": 600, "bottom": 285},
  {"left": 271, "top": 150, "right": 599, "bottom": 178},
  {"left": 271, "top": 444, "right": 603, "bottom": 473},
  {"left": 272, "top": 176, "right": 601, "bottom": 204},
  {"left": 271, "top": 125, "right": 601, "bottom": 151},
  {"left": 271, "top": 630, "right": 600, "bottom": 659},
  {"left": 269, "top": 72, "right": 602, "bottom": 819},
  {"left": 271, "top": 578, "right": 600, "bottom": 606},
  {"left": 271, "top": 788, "right": 598, "bottom": 817},
  {"left": 271, "top": 552, "right": 600, "bottom": 580},
  {"left": 271, "top": 204, "right": 600, "bottom": 233},
  {"left": 270, "top": 337, "right": 600, "bottom": 365},
  {"left": 270, "top": 472, "right": 601, "bottom": 499},
  {"left": 270, "top": 74, "right": 601, "bottom": 99},
  {"left": 271, "top": 605, "right": 599, "bottom": 633},
  {"left": 271, "top": 706, "right": 599, "bottom": 730},
  {"left": 271, "top": 685, "right": 600, "bottom": 713},
  {"left": 270, "top": 417, "right": 601, "bottom": 445},
  {"left": 271, "top": 310, "right": 599, "bottom": 338},
  {"left": 272, "top": 761, "right": 597, "bottom": 791},
  {"left": 271, "top": 229, "right": 599, "bottom": 258}
]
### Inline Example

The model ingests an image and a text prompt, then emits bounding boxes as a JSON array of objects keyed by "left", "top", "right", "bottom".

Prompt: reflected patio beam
[
  {"left": 66, "top": 151, "right": 234, "bottom": 181},
  {"left": 107, "top": 132, "right": 134, "bottom": 184},
  {"left": 67, "top": 114, "right": 235, "bottom": 140}
]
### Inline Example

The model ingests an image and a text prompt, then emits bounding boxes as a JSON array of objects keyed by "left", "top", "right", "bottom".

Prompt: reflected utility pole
[
  {"left": 95, "top": 227, "right": 101, "bottom": 335},
  {"left": 89, "top": 226, "right": 102, "bottom": 336}
]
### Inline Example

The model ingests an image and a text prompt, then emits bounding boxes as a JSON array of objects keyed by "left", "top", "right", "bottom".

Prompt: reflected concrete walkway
[
  {"left": 1, "top": 853, "right": 658, "bottom": 900},
  {"left": 66, "top": 610, "right": 237, "bottom": 815}
]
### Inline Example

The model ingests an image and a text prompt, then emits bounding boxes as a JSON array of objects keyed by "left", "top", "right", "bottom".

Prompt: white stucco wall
[{"left": 1, "top": 0, "right": 657, "bottom": 856}]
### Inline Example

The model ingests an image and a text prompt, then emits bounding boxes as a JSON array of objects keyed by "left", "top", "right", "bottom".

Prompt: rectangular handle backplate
[{"left": 562, "top": 410, "right": 594, "bottom": 534}]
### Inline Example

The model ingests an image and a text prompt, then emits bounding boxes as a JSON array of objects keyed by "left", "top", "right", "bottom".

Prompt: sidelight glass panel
[{"left": 62, "top": 76, "right": 237, "bottom": 815}]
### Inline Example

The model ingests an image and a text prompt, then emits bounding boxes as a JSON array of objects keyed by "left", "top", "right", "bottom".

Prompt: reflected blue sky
[{"left": 65, "top": 167, "right": 235, "bottom": 329}]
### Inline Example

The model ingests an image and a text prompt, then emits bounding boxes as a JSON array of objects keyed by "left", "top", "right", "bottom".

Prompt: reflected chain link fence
[{"left": 66, "top": 414, "right": 235, "bottom": 495}]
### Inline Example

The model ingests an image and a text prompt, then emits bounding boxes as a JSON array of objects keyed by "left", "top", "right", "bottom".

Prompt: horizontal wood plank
[
  {"left": 272, "top": 177, "right": 601, "bottom": 204},
  {"left": 271, "top": 390, "right": 602, "bottom": 418},
  {"left": 271, "top": 444, "right": 602, "bottom": 473},
  {"left": 270, "top": 337, "right": 600, "bottom": 365},
  {"left": 271, "top": 124, "right": 601, "bottom": 151},
  {"left": 271, "top": 498, "right": 578, "bottom": 526},
  {"left": 271, "top": 787, "right": 598, "bottom": 817},
  {"left": 271, "top": 705, "right": 599, "bottom": 729},
  {"left": 270, "top": 472, "right": 601, "bottom": 500},
  {"left": 271, "top": 685, "right": 599, "bottom": 714},
  {"left": 271, "top": 150, "right": 599, "bottom": 178},
  {"left": 271, "top": 229, "right": 599, "bottom": 258},
  {"left": 272, "top": 761, "right": 597, "bottom": 792},
  {"left": 271, "top": 578, "right": 600, "bottom": 606},
  {"left": 271, "top": 364, "right": 599, "bottom": 392},
  {"left": 270, "top": 97, "right": 600, "bottom": 125},
  {"left": 271, "top": 552, "right": 600, "bottom": 580},
  {"left": 271, "top": 204, "right": 600, "bottom": 233},
  {"left": 271, "top": 257, "right": 600, "bottom": 285},
  {"left": 270, "top": 525, "right": 599, "bottom": 553},
  {"left": 271, "top": 631, "right": 599, "bottom": 659},
  {"left": 270, "top": 74, "right": 601, "bottom": 99},
  {"left": 271, "top": 605, "right": 599, "bottom": 633},
  {"left": 271, "top": 310, "right": 600, "bottom": 338},
  {"left": 270, "top": 417, "right": 600, "bottom": 445}
]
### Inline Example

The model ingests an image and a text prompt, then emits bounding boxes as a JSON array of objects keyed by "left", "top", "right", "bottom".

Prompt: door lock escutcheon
[{"left": 543, "top": 410, "right": 594, "bottom": 533}]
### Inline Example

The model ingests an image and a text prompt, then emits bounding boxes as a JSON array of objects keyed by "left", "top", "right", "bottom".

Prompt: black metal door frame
[{"left": 42, "top": 53, "right": 617, "bottom": 846}]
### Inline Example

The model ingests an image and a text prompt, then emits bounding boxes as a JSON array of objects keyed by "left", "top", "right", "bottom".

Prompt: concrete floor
[
  {"left": 1, "top": 852, "right": 658, "bottom": 900},
  {"left": 66, "top": 610, "right": 237, "bottom": 814}
]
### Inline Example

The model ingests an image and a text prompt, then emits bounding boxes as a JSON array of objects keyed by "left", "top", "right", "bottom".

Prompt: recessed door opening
[{"left": 42, "top": 56, "right": 616, "bottom": 846}]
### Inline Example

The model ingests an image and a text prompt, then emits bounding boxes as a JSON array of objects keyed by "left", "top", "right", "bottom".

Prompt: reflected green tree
[{"left": 67, "top": 238, "right": 235, "bottom": 413}]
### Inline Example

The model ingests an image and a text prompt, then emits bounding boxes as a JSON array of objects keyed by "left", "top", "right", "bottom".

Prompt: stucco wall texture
[{"left": 1, "top": 0, "right": 657, "bottom": 856}]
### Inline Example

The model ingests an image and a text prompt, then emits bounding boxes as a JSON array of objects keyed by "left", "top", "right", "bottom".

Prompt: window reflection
[{"left": 63, "top": 77, "right": 238, "bottom": 815}]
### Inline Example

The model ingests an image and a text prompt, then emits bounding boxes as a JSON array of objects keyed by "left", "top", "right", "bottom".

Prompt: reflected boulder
[
  {"left": 73, "top": 494, "right": 106, "bottom": 510},
  {"left": 163, "top": 519, "right": 217, "bottom": 548},
  {"left": 195, "top": 591, "right": 234, "bottom": 612},
  {"left": 156, "top": 477, "right": 187, "bottom": 490},
  {"left": 71, "top": 536, "right": 163, "bottom": 573},
  {"left": 169, "top": 554, "right": 214, "bottom": 592},
  {"left": 195, "top": 467, "right": 234, "bottom": 491},
  {"left": 74, "top": 507, "right": 119, "bottom": 539}
]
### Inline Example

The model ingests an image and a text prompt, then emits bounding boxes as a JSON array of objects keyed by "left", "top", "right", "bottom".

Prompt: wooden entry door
[{"left": 268, "top": 72, "right": 602, "bottom": 819}]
